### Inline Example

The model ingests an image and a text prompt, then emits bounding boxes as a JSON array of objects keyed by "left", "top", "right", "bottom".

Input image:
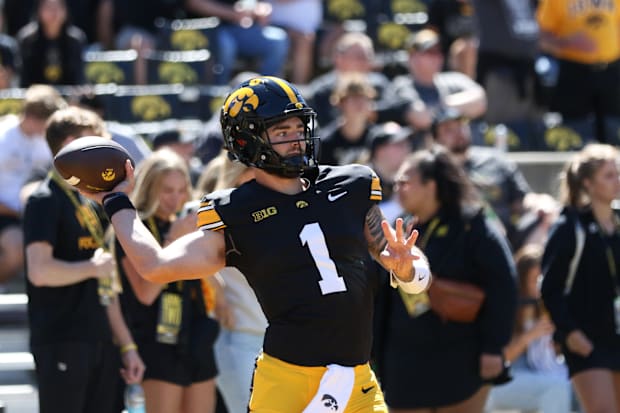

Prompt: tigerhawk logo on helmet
[{"left": 220, "top": 76, "right": 320, "bottom": 178}]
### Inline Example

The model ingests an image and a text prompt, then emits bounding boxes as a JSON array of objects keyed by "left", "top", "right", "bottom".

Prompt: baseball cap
[
  {"left": 431, "top": 107, "right": 465, "bottom": 137},
  {"left": 369, "top": 122, "right": 412, "bottom": 154},
  {"left": 406, "top": 29, "right": 440, "bottom": 53}
]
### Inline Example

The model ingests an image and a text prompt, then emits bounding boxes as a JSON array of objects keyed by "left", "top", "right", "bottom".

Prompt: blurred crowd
[{"left": 1, "top": 0, "right": 620, "bottom": 412}]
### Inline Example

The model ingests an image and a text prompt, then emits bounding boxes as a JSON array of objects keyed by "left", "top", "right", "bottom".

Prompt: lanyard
[
  {"left": 418, "top": 216, "right": 441, "bottom": 250},
  {"left": 146, "top": 216, "right": 161, "bottom": 244},
  {"left": 50, "top": 171, "right": 121, "bottom": 301},
  {"left": 49, "top": 171, "right": 105, "bottom": 247}
]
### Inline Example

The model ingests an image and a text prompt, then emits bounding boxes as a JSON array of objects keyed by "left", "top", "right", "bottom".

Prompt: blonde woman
[
  {"left": 200, "top": 152, "right": 263, "bottom": 413},
  {"left": 115, "top": 148, "right": 218, "bottom": 413},
  {"left": 542, "top": 143, "right": 620, "bottom": 413}
]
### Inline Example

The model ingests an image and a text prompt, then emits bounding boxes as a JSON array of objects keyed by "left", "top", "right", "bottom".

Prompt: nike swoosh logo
[
  {"left": 361, "top": 385, "right": 374, "bottom": 394},
  {"left": 327, "top": 191, "right": 347, "bottom": 202}
]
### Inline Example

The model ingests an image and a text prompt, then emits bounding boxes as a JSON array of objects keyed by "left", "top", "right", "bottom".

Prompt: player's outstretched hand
[
  {"left": 379, "top": 217, "right": 420, "bottom": 280},
  {"left": 78, "top": 159, "right": 135, "bottom": 204}
]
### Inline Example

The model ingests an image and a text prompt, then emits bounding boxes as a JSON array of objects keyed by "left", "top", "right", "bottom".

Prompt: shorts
[
  {"left": 0, "top": 214, "right": 20, "bottom": 233},
  {"left": 268, "top": 0, "right": 322, "bottom": 34},
  {"left": 563, "top": 343, "right": 620, "bottom": 377},
  {"left": 249, "top": 352, "right": 387, "bottom": 412},
  {"left": 139, "top": 339, "right": 217, "bottom": 386},
  {"left": 32, "top": 340, "right": 120, "bottom": 413}
]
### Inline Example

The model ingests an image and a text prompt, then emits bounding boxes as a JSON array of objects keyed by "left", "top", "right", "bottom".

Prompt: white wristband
[{"left": 390, "top": 259, "right": 431, "bottom": 294}]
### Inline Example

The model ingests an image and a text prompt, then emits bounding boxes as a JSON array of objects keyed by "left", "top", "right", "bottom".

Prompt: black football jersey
[{"left": 197, "top": 164, "right": 383, "bottom": 366}]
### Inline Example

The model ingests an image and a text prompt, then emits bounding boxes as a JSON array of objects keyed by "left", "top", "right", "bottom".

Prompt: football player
[{"left": 84, "top": 76, "right": 431, "bottom": 412}]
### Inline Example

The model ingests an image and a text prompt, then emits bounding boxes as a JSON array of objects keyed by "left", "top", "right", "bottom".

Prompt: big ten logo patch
[
  {"left": 85, "top": 62, "right": 125, "bottom": 84},
  {"left": 171, "top": 30, "right": 209, "bottom": 51},
  {"left": 131, "top": 95, "right": 172, "bottom": 121},
  {"left": 157, "top": 62, "right": 198, "bottom": 84},
  {"left": 252, "top": 206, "right": 278, "bottom": 222}
]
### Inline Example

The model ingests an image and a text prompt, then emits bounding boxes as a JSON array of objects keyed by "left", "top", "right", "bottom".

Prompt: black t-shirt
[
  {"left": 24, "top": 177, "right": 111, "bottom": 346},
  {"left": 319, "top": 121, "right": 373, "bottom": 166},
  {"left": 197, "top": 164, "right": 383, "bottom": 366},
  {"left": 17, "top": 22, "right": 86, "bottom": 87}
]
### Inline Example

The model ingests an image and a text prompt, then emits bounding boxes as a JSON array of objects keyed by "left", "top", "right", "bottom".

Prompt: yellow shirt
[{"left": 537, "top": 0, "right": 620, "bottom": 63}]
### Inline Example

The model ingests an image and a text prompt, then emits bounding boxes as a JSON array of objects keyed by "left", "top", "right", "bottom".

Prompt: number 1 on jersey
[{"left": 299, "top": 222, "right": 347, "bottom": 295}]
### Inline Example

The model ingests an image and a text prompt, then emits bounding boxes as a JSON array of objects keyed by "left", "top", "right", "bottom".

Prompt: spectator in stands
[
  {"left": 427, "top": 0, "right": 477, "bottom": 79},
  {"left": 107, "top": 0, "right": 185, "bottom": 84},
  {"left": 0, "top": 27, "right": 20, "bottom": 89},
  {"left": 537, "top": 0, "right": 620, "bottom": 145},
  {"left": 542, "top": 143, "right": 620, "bottom": 413},
  {"left": 267, "top": 0, "right": 322, "bottom": 84},
  {"left": 306, "top": 31, "right": 406, "bottom": 128},
  {"left": 391, "top": 29, "right": 487, "bottom": 134},
  {"left": 24, "top": 106, "right": 144, "bottom": 413},
  {"left": 151, "top": 128, "right": 203, "bottom": 186},
  {"left": 66, "top": 0, "right": 114, "bottom": 50},
  {"left": 115, "top": 148, "right": 218, "bottom": 413},
  {"left": 17, "top": 0, "right": 86, "bottom": 87},
  {"left": 0, "top": 85, "right": 66, "bottom": 289},
  {"left": 376, "top": 147, "right": 517, "bottom": 412},
  {"left": 471, "top": 0, "right": 544, "bottom": 149},
  {"left": 184, "top": 0, "right": 289, "bottom": 85},
  {"left": 431, "top": 108, "right": 536, "bottom": 251},
  {"left": 319, "top": 72, "right": 377, "bottom": 166},
  {"left": 487, "top": 243, "right": 572, "bottom": 413},
  {"left": 361, "top": 121, "right": 414, "bottom": 223}
]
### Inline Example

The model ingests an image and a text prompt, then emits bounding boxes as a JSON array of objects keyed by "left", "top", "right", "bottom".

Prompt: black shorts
[
  {"left": 0, "top": 215, "right": 20, "bottom": 233},
  {"left": 139, "top": 339, "right": 217, "bottom": 386},
  {"left": 32, "top": 340, "right": 121, "bottom": 413},
  {"left": 564, "top": 343, "right": 620, "bottom": 377}
]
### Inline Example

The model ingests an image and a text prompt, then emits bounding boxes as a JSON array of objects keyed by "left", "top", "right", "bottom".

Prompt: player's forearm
[{"left": 111, "top": 209, "right": 168, "bottom": 282}]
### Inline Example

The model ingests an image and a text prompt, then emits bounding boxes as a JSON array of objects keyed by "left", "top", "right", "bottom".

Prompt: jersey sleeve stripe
[
  {"left": 370, "top": 175, "right": 383, "bottom": 201},
  {"left": 196, "top": 201, "right": 225, "bottom": 230},
  {"left": 199, "top": 222, "right": 226, "bottom": 231}
]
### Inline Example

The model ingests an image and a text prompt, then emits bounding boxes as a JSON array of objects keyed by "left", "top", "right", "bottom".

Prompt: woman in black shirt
[
  {"left": 542, "top": 143, "right": 620, "bottom": 413},
  {"left": 376, "top": 147, "right": 517, "bottom": 412},
  {"left": 115, "top": 149, "right": 218, "bottom": 413},
  {"left": 17, "top": 0, "right": 85, "bottom": 87}
]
